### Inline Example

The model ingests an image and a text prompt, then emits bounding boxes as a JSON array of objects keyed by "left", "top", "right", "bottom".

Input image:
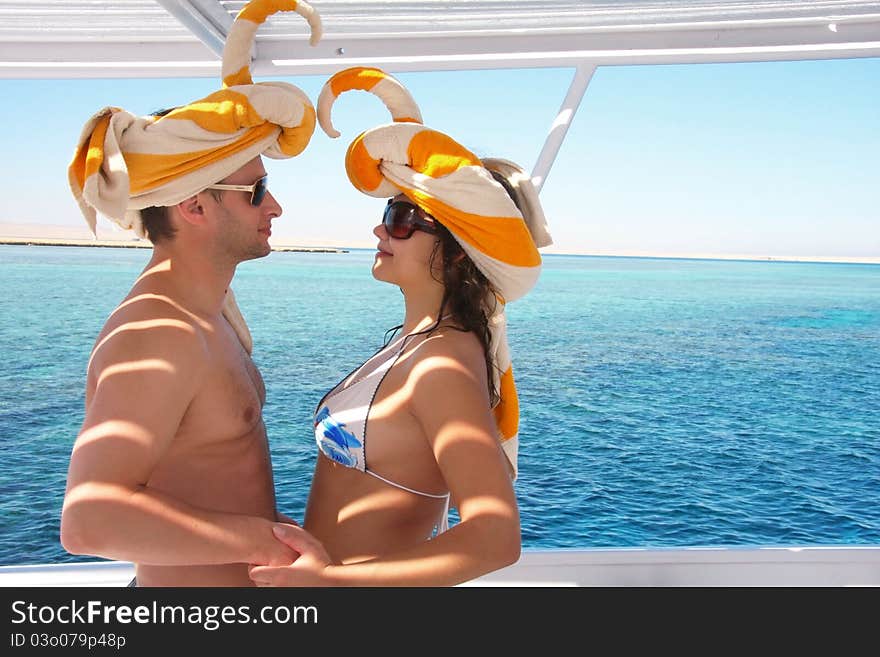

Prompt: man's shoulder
[
  {"left": 90, "top": 293, "right": 210, "bottom": 368},
  {"left": 110, "top": 291, "right": 203, "bottom": 324}
]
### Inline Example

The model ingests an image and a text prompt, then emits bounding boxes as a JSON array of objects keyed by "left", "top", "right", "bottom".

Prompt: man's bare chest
[{"left": 179, "top": 325, "right": 266, "bottom": 444}]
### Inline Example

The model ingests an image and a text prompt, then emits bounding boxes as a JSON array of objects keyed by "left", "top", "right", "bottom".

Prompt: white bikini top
[{"left": 313, "top": 329, "right": 450, "bottom": 533}]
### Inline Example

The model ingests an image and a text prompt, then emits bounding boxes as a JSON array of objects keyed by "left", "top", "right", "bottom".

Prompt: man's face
[{"left": 206, "top": 156, "right": 282, "bottom": 262}]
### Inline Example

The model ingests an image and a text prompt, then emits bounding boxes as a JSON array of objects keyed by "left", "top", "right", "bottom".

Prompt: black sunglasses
[
  {"left": 206, "top": 174, "right": 269, "bottom": 207},
  {"left": 383, "top": 200, "right": 440, "bottom": 239}
]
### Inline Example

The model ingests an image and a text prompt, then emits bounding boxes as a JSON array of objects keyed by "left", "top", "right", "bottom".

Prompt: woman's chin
[{"left": 371, "top": 261, "right": 392, "bottom": 283}]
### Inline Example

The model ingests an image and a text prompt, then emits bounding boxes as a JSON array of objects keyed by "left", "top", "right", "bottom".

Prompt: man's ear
[{"left": 175, "top": 194, "right": 207, "bottom": 227}]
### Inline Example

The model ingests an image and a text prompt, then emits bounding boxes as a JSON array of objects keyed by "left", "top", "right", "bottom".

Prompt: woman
[{"left": 250, "top": 67, "right": 552, "bottom": 586}]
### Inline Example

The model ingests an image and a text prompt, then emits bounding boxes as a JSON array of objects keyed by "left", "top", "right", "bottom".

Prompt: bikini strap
[{"left": 365, "top": 469, "right": 449, "bottom": 499}]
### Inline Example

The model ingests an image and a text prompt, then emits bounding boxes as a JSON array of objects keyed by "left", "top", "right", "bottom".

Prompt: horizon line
[{"left": 2, "top": 236, "right": 877, "bottom": 266}]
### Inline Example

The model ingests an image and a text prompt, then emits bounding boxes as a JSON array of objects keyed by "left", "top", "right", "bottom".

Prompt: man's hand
[
  {"left": 275, "top": 511, "right": 300, "bottom": 526},
  {"left": 249, "top": 523, "right": 336, "bottom": 586},
  {"left": 251, "top": 518, "right": 301, "bottom": 567}
]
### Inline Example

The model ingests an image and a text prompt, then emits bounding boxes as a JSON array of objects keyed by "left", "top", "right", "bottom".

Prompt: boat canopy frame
[
  {"left": 2, "top": 1, "right": 879, "bottom": 78},
  {"left": 2, "top": 1, "right": 879, "bottom": 188},
  {"left": 2, "top": 2, "right": 879, "bottom": 584}
]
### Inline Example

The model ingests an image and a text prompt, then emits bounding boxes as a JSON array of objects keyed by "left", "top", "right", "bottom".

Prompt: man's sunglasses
[
  {"left": 383, "top": 200, "right": 440, "bottom": 239},
  {"left": 206, "top": 174, "right": 269, "bottom": 207}
]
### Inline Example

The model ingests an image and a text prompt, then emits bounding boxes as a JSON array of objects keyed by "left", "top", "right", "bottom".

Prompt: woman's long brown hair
[
  {"left": 428, "top": 226, "right": 500, "bottom": 406},
  {"left": 384, "top": 168, "right": 526, "bottom": 407}
]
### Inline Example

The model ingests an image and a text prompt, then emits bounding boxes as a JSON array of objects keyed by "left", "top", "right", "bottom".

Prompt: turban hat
[
  {"left": 68, "top": 0, "right": 322, "bottom": 238},
  {"left": 67, "top": 0, "right": 323, "bottom": 354},
  {"left": 317, "top": 67, "right": 553, "bottom": 477}
]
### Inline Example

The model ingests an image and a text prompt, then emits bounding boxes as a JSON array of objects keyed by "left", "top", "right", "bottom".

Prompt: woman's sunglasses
[
  {"left": 206, "top": 174, "right": 269, "bottom": 207},
  {"left": 383, "top": 200, "right": 440, "bottom": 239}
]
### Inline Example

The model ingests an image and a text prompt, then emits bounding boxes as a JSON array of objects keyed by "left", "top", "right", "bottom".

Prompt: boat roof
[{"left": 2, "top": 0, "right": 879, "bottom": 79}]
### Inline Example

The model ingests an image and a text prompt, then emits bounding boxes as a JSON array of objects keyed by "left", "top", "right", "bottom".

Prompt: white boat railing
[{"left": 2, "top": 546, "right": 879, "bottom": 587}]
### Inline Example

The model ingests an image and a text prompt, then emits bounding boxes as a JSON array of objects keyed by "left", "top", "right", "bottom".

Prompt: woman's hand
[{"left": 248, "top": 523, "right": 338, "bottom": 587}]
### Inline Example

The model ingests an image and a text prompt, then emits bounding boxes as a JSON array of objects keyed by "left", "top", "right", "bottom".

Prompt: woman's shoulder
[
  {"left": 405, "top": 326, "right": 485, "bottom": 372},
  {"left": 400, "top": 326, "right": 491, "bottom": 407}
]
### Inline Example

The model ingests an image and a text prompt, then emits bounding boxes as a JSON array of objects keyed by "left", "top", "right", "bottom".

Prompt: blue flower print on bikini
[{"left": 315, "top": 406, "right": 361, "bottom": 468}]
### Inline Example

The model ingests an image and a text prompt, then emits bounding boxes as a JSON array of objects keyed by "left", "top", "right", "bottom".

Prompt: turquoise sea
[{"left": 1, "top": 244, "right": 878, "bottom": 565}]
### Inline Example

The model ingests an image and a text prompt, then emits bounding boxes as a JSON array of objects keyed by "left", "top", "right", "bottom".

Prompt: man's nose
[{"left": 264, "top": 190, "right": 282, "bottom": 218}]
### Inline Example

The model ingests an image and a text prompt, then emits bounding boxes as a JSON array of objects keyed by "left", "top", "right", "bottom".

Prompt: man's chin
[{"left": 239, "top": 245, "right": 272, "bottom": 262}]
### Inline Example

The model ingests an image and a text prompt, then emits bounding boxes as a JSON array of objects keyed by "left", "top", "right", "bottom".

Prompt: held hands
[
  {"left": 260, "top": 512, "right": 301, "bottom": 567},
  {"left": 249, "top": 523, "right": 337, "bottom": 587}
]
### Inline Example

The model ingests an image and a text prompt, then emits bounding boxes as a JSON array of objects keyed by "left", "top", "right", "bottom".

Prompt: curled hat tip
[
  {"left": 223, "top": 0, "right": 323, "bottom": 87},
  {"left": 317, "top": 66, "right": 423, "bottom": 140},
  {"left": 317, "top": 82, "right": 340, "bottom": 137},
  {"left": 297, "top": 1, "right": 323, "bottom": 46}
]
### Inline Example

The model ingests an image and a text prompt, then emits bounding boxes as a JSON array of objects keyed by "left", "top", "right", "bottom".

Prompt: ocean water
[{"left": 1, "top": 244, "right": 878, "bottom": 565}]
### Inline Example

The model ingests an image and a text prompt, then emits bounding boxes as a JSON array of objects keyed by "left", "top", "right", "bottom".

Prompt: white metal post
[
  {"left": 531, "top": 63, "right": 596, "bottom": 194},
  {"left": 155, "top": 0, "right": 233, "bottom": 58}
]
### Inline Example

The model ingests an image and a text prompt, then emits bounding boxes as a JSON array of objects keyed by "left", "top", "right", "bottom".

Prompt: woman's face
[{"left": 371, "top": 194, "right": 442, "bottom": 290}]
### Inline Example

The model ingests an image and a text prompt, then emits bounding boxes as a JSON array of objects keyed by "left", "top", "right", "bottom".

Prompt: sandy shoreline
[
  {"left": 0, "top": 222, "right": 349, "bottom": 253},
  {"left": 2, "top": 238, "right": 876, "bottom": 265},
  {"left": 539, "top": 248, "right": 880, "bottom": 265},
  {"left": 0, "top": 223, "right": 875, "bottom": 264},
  {"left": 0, "top": 236, "right": 346, "bottom": 253}
]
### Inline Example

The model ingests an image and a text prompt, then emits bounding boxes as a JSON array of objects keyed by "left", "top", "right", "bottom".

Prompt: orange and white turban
[
  {"left": 318, "top": 67, "right": 553, "bottom": 478},
  {"left": 68, "top": 0, "right": 321, "bottom": 239}
]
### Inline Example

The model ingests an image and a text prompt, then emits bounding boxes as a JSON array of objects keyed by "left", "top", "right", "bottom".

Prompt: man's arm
[{"left": 60, "top": 309, "right": 292, "bottom": 567}]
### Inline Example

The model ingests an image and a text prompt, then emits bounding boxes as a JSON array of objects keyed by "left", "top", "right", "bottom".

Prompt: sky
[{"left": 1, "top": 56, "right": 878, "bottom": 259}]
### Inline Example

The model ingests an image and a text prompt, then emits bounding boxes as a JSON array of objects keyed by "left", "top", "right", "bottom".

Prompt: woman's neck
[{"left": 400, "top": 283, "right": 445, "bottom": 334}]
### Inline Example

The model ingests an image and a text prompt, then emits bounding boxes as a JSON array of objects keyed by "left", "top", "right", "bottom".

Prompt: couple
[{"left": 60, "top": 1, "right": 551, "bottom": 587}]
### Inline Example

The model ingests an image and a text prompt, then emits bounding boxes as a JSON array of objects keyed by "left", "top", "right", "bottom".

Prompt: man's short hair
[
  {"left": 136, "top": 108, "right": 180, "bottom": 244},
  {"left": 140, "top": 206, "right": 176, "bottom": 243},
  {"left": 139, "top": 107, "right": 229, "bottom": 244}
]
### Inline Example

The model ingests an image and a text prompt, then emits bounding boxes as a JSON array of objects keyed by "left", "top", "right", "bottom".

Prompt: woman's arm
[{"left": 249, "top": 333, "right": 520, "bottom": 586}]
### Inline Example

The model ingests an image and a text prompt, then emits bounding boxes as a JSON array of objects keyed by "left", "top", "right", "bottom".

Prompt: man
[{"left": 60, "top": 0, "right": 321, "bottom": 586}]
